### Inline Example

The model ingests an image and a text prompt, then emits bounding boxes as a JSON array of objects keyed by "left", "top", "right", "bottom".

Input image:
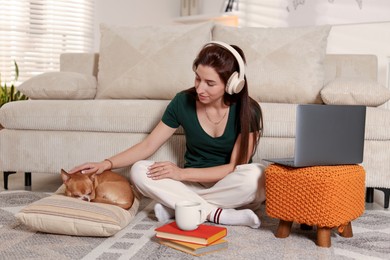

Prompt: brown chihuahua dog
[{"left": 61, "top": 169, "right": 134, "bottom": 210}]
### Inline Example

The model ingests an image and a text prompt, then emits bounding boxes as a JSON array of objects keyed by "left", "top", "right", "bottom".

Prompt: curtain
[
  {"left": 0, "top": 0, "right": 94, "bottom": 84},
  {"left": 236, "top": 0, "right": 288, "bottom": 27}
]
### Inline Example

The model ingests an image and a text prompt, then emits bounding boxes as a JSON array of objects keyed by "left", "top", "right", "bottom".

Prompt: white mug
[{"left": 175, "top": 201, "right": 205, "bottom": 231}]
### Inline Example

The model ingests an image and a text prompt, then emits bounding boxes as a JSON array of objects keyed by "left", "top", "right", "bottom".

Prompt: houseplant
[{"left": 0, "top": 61, "right": 28, "bottom": 108}]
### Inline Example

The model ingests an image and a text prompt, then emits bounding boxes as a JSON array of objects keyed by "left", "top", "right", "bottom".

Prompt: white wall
[
  {"left": 284, "top": 0, "right": 390, "bottom": 89},
  {"left": 93, "top": 0, "right": 181, "bottom": 50},
  {"left": 327, "top": 22, "right": 390, "bottom": 88},
  {"left": 94, "top": 1, "right": 390, "bottom": 88},
  {"left": 286, "top": 0, "right": 390, "bottom": 27},
  {"left": 93, "top": 0, "right": 224, "bottom": 50}
]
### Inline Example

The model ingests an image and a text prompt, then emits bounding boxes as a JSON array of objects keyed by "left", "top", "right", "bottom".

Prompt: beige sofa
[{"left": 1, "top": 22, "right": 390, "bottom": 208}]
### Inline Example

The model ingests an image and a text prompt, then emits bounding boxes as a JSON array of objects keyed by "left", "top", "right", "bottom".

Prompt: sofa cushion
[
  {"left": 1, "top": 100, "right": 389, "bottom": 141},
  {"left": 320, "top": 77, "right": 390, "bottom": 107},
  {"left": 16, "top": 185, "right": 139, "bottom": 237},
  {"left": 96, "top": 22, "right": 213, "bottom": 99},
  {"left": 0, "top": 100, "right": 170, "bottom": 133},
  {"left": 323, "top": 55, "right": 378, "bottom": 84},
  {"left": 18, "top": 72, "right": 97, "bottom": 99},
  {"left": 212, "top": 25, "right": 331, "bottom": 104}
]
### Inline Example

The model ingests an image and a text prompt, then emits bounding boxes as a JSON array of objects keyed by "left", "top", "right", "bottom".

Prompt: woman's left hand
[{"left": 147, "top": 161, "right": 184, "bottom": 181}]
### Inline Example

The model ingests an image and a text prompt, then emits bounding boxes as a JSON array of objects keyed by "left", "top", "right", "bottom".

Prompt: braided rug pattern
[{"left": 265, "top": 164, "right": 365, "bottom": 228}]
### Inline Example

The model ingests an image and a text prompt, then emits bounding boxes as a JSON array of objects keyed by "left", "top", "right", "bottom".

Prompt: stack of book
[{"left": 155, "top": 221, "right": 228, "bottom": 256}]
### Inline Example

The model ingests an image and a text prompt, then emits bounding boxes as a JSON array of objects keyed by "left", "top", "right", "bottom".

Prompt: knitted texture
[{"left": 265, "top": 164, "right": 365, "bottom": 228}]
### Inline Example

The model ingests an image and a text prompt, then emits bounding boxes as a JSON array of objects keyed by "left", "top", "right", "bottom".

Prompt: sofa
[{"left": 1, "top": 22, "right": 390, "bottom": 208}]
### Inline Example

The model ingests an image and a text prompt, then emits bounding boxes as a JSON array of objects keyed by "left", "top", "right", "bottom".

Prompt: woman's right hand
[{"left": 68, "top": 160, "right": 111, "bottom": 175}]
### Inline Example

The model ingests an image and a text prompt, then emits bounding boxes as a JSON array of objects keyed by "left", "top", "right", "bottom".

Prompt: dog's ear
[
  {"left": 61, "top": 169, "right": 71, "bottom": 183},
  {"left": 87, "top": 172, "right": 97, "bottom": 181},
  {"left": 86, "top": 171, "right": 95, "bottom": 176}
]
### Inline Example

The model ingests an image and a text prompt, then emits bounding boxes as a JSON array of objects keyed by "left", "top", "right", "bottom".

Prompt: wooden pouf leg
[
  {"left": 276, "top": 220, "right": 293, "bottom": 238},
  {"left": 339, "top": 222, "right": 353, "bottom": 238},
  {"left": 317, "top": 227, "right": 332, "bottom": 247}
]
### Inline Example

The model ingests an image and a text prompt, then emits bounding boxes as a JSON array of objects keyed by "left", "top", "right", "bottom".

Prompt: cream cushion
[
  {"left": 18, "top": 72, "right": 97, "bottom": 99},
  {"left": 320, "top": 77, "right": 390, "bottom": 106},
  {"left": 212, "top": 25, "right": 331, "bottom": 104},
  {"left": 16, "top": 185, "right": 139, "bottom": 237},
  {"left": 96, "top": 22, "right": 213, "bottom": 99}
]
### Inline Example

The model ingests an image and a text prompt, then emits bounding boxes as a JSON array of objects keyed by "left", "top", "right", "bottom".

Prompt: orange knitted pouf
[{"left": 265, "top": 164, "right": 365, "bottom": 247}]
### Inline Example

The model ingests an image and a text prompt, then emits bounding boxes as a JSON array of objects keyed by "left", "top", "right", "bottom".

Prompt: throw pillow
[
  {"left": 212, "top": 25, "right": 331, "bottom": 104},
  {"left": 95, "top": 22, "right": 213, "bottom": 99},
  {"left": 320, "top": 77, "right": 390, "bottom": 106},
  {"left": 18, "top": 72, "right": 97, "bottom": 99},
  {"left": 16, "top": 185, "right": 139, "bottom": 237}
]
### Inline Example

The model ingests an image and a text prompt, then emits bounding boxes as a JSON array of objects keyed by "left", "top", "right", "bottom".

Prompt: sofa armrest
[
  {"left": 60, "top": 53, "right": 99, "bottom": 77},
  {"left": 324, "top": 54, "right": 378, "bottom": 84}
]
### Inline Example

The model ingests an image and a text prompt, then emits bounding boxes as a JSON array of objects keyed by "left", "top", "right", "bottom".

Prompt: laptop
[{"left": 264, "top": 104, "right": 366, "bottom": 167}]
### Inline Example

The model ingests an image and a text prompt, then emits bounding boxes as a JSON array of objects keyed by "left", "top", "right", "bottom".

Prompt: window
[
  {"left": 0, "top": 0, "right": 94, "bottom": 84},
  {"left": 236, "top": 0, "right": 288, "bottom": 27}
]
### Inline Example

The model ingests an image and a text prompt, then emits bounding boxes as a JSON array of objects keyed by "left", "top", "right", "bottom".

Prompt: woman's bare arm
[
  {"left": 147, "top": 132, "right": 257, "bottom": 182},
  {"left": 69, "top": 121, "right": 177, "bottom": 174}
]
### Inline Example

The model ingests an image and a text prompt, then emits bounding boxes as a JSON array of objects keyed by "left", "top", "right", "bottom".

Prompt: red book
[{"left": 155, "top": 221, "right": 227, "bottom": 245}]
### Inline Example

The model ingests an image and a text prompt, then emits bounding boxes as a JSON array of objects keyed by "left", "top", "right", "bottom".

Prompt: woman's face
[{"left": 194, "top": 65, "right": 225, "bottom": 105}]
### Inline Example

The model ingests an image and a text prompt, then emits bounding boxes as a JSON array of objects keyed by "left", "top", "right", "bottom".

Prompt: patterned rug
[{"left": 0, "top": 190, "right": 389, "bottom": 260}]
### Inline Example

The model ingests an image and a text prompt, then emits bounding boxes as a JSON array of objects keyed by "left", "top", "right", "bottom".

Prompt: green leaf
[
  {"left": 0, "top": 60, "right": 28, "bottom": 108},
  {"left": 14, "top": 60, "right": 19, "bottom": 81},
  {"left": 10, "top": 85, "right": 15, "bottom": 102}
]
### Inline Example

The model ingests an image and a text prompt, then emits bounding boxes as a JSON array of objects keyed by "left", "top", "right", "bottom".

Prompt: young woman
[{"left": 70, "top": 41, "right": 265, "bottom": 228}]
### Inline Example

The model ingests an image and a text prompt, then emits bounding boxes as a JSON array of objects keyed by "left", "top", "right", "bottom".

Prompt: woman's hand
[
  {"left": 68, "top": 160, "right": 111, "bottom": 175},
  {"left": 147, "top": 161, "right": 184, "bottom": 181}
]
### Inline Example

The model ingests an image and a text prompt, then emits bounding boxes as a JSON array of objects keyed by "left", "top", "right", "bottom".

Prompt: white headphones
[{"left": 194, "top": 41, "right": 246, "bottom": 95}]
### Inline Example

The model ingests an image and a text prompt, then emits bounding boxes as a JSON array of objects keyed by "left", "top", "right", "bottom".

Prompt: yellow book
[{"left": 159, "top": 238, "right": 228, "bottom": 256}]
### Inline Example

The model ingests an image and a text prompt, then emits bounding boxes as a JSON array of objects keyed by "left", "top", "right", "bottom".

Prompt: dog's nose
[{"left": 82, "top": 197, "right": 89, "bottom": 202}]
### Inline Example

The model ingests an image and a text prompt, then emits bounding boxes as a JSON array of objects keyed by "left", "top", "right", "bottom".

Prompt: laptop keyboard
[
  {"left": 276, "top": 160, "right": 294, "bottom": 167},
  {"left": 270, "top": 159, "right": 295, "bottom": 167}
]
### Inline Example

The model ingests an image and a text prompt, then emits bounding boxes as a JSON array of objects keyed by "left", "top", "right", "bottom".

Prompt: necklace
[{"left": 204, "top": 106, "right": 228, "bottom": 125}]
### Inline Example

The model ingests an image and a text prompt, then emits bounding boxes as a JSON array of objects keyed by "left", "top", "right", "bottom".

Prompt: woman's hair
[{"left": 190, "top": 43, "right": 264, "bottom": 166}]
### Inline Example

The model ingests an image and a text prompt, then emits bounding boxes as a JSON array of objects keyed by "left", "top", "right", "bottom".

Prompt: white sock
[
  {"left": 154, "top": 203, "right": 175, "bottom": 223},
  {"left": 208, "top": 208, "right": 261, "bottom": 229}
]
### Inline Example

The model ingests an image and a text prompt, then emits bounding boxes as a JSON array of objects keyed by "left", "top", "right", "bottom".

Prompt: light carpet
[{"left": 0, "top": 190, "right": 389, "bottom": 260}]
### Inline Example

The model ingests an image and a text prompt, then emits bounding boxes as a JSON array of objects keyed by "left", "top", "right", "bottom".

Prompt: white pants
[{"left": 129, "top": 160, "right": 266, "bottom": 215}]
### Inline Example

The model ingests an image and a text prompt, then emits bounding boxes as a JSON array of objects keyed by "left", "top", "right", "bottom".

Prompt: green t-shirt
[{"left": 162, "top": 91, "right": 238, "bottom": 168}]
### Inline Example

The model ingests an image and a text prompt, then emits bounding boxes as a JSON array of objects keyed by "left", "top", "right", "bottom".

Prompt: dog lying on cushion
[{"left": 61, "top": 169, "right": 134, "bottom": 210}]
